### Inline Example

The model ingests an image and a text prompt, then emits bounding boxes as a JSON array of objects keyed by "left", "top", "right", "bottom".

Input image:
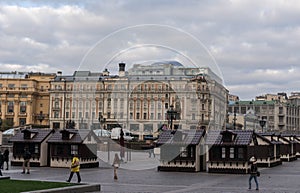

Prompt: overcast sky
[{"left": 0, "top": 0, "right": 300, "bottom": 100}]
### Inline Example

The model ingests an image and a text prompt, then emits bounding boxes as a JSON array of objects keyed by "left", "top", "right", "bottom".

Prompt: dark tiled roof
[
  {"left": 258, "top": 133, "right": 284, "bottom": 144},
  {"left": 157, "top": 129, "right": 205, "bottom": 145},
  {"left": 9, "top": 129, "right": 53, "bottom": 143},
  {"left": 47, "top": 129, "right": 97, "bottom": 144},
  {"left": 205, "top": 130, "right": 222, "bottom": 145},
  {"left": 206, "top": 130, "right": 253, "bottom": 145}
]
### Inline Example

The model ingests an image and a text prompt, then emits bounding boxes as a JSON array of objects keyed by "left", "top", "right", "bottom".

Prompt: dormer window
[
  {"left": 24, "top": 132, "right": 31, "bottom": 139},
  {"left": 222, "top": 131, "right": 235, "bottom": 143},
  {"left": 62, "top": 132, "right": 69, "bottom": 140},
  {"left": 61, "top": 130, "right": 75, "bottom": 140},
  {"left": 23, "top": 130, "right": 37, "bottom": 139}
]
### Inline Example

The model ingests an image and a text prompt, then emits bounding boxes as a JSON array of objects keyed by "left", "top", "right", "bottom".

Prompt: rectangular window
[
  {"left": 8, "top": 84, "right": 15, "bottom": 89},
  {"left": 21, "top": 84, "right": 27, "bottom": 89},
  {"left": 19, "top": 118, "right": 26, "bottom": 125},
  {"left": 71, "top": 145, "right": 78, "bottom": 155},
  {"left": 66, "top": 112, "right": 69, "bottom": 119},
  {"left": 20, "top": 101, "right": 26, "bottom": 113},
  {"left": 150, "top": 113, "right": 154, "bottom": 120},
  {"left": 180, "top": 147, "right": 188, "bottom": 157},
  {"left": 34, "top": 144, "right": 39, "bottom": 154},
  {"left": 129, "top": 101, "right": 133, "bottom": 110},
  {"left": 158, "top": 113, "right": 161, "bottom": 120},
  {"left": 136, "top": 113, "right": 140, "bottom": 119},
  {"left": 55, "top": 102, "right": 59, "bottom": 108},
  {"left": 230, "top": 148, "right": 234, "bottom": 159},
  {"left": 120, "top": 99, "right": 124, "bottom": 109},
  {"left": 192, "top": 113, "right": 195, "bottom": 120},
  {"left": 54, "top": 111, "right": 59, "bottom": 118},
  {"left": 143, "top": 113, "right": 147, "bottom": 119},
  {"left": 114, "top": 99, "right": 118, "bottom": 109},
  {"left": 158, "top": 101, "right": 162, "bottom": 109},
  {"left": 221, "top": 147, "right": 226, "bottom": 158},
  {"left": 238, "top": 148, "right": 244, "bottom": 159},
  {"left": 7, "top": 101, "right": 14, "bottom": 113}
]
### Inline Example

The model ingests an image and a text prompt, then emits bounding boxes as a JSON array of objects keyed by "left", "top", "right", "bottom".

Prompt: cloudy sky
[{"left": 0, "top": 0, "right": 300, "bottom": 100}]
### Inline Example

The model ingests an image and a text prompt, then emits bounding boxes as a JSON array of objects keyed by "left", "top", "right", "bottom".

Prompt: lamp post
[
  {"left": 259, "top": 118, "right": 266, "bottom": 133},
  {"left": 167, "top": 105, "right": 177, "bottom": 130},
  {"left": 233, "top": 111, "right": 237, "bottom": 130},
  {"left": 98, "top": 114, "right": 106, "bottom": 136}
]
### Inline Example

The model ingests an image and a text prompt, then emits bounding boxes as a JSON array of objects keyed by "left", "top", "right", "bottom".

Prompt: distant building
[
  {"left": 0, "top": 72, "right": 56, "bottom": 127},
  {"left": 228, "top": 94, "right": 239, "bottom": 102},
  {"left": 228, "top": 95, "right": 300, "bottom": 133},
  {"left": 255, "top": 93, "right": 288, "bottom": 103},
  {"left": 49, "top": 62, "right": 228, "bottom": 139}
]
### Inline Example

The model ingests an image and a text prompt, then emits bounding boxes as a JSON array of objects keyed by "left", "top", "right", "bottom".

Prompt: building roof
[
  {"left": 47, "top": 129, "right": 98, "bottom": 144},
  {"left": 9, "top": 129, "right": 54, "bottom": 143},
  {"left": 157, "top": 129, "right": 205, "bottom": 145},
  {"left": 259, "top": 132, "right": 285, "bottom": 144},
  {"left": 228, "top": 100, "right": 276, "bottom": 106},
  {"left": 205, "top": 130, "right": 254, "bottom": 145}
]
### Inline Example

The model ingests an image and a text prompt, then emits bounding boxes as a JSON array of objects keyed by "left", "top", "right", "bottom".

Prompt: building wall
[
  {"left": 0, "top": 72, "right": 55, "bottom": 127},
  {"left": 49, "top": 63, "right": 228, "bottom": 138}
]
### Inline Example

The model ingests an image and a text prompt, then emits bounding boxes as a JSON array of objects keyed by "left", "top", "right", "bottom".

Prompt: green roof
[{"left": 229, "top": 100, "right": 276, "bottom": 106}]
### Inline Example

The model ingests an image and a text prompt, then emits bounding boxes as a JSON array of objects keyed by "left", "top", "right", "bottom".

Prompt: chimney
[
  {"left": 103, "top": 68, "right": 110, "bottom": 76},
  {"left": 119, "top": 62, "right": 126, "bottom": 77}
]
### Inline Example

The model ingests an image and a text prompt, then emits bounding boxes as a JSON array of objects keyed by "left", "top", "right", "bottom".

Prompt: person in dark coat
[
  {"left": 0, "top": 151, "right": 4, "bottom": 176},
  {"left": 3, "top": 149, "right": 9, "bottom": 170},
  {"left": 249, "top": 156, "right": 259, "bottom": 190},
  {"left": 0, "top": 151, "right": 3, "bottom": 176},
  {"left": 22, "top": 148, "right": 31, "bottom": 174}
]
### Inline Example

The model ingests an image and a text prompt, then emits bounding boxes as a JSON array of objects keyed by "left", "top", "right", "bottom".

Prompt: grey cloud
[{"left": 0, "top": 0, "right": 300, "bottom": 99}]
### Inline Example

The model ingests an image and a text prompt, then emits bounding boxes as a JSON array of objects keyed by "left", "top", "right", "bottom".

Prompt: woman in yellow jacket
[{"left": 66, "top": 154, "right": 81, "bottom": 183}]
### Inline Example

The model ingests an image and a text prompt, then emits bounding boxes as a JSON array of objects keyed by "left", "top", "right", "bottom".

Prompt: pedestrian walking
[
  {"left": 0, "top": 151, "right": 3, "bottom": 176},
  {"left": 148, "top": 142, "right": 155, "bottom": 158},
  {"left": 66, "top": 154, "right": 81, "bottom": 183},
  {"left": 113, "top": 153, "right": 120, "bottom": 180},
  {"left": 248, "top": 156, "right": 259, "bottom": 190},
  {"left": 3, "top": 149, "right": 9, "bottom": 170},
  {"left": 22, "top": 148, "right": 31, "bottom": 174}
]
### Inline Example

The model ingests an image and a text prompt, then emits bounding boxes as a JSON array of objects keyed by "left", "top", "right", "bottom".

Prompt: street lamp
[
  {"left": 233, "top": 111, "right": 237, "bottom": 130},
  {"left": 259, "top": 118, "right": 266, "bottom": 133},
  {"left": 167, "top": 105, "right": 177, "bottom": 130},
  {"left": 98, "top": 114, "right": 106, "bottom": 136}
]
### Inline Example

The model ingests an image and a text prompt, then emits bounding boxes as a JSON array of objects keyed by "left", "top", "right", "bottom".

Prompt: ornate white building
[{"left": 49, "top": 62, "right": 228, "bottom": 139}]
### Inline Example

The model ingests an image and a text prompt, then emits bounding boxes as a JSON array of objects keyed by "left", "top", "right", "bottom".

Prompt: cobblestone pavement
[{"left": 2, "top": 151, "right": 300, "bottom": 193}]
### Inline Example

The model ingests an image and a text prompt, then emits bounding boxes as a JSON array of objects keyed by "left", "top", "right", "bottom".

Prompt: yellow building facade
[{"left": 0, "top": 72, "right": 56, "bottom": 128}]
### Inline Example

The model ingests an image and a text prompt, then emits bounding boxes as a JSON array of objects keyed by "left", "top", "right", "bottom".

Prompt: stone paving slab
[{"left": 2, "top": 152, "right": 300, "bottom": 193}]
